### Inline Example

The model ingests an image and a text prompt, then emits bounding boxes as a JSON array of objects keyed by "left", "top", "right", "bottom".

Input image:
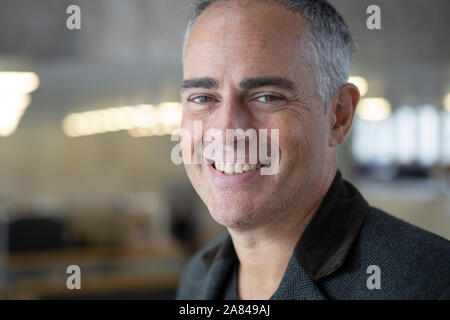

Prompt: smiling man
[{"left": 176, "top": 0, "right": 450, "bottom": 300}]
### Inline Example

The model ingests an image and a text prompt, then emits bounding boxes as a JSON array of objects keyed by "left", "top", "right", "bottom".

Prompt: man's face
[{"left": 181, "top": 1, "right": 333, "bottom": 230}]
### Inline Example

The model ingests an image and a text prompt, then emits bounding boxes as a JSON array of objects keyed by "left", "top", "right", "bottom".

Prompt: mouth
[
  {"left": 204, "top": 158, "right": 271, "bottom": 186},
  {"left": 213, "top": 162, "right": 261, "bottom": 175},
  {"left": 206, "top": 160, "right": 270, "bottom": 176}
]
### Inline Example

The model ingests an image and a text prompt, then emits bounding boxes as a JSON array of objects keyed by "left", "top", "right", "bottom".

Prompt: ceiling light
[
  {"left": 0, "top": 72, "right": 40, "bottom": 95},
  {"left": 356, "top": 98, "right": 391, "bottom": 121},
  {"left": 348, "top": 76, "right": 368, "bottom": 97},
  {"left": 444, "top": 93, "right": 450, "bottom": 113}
]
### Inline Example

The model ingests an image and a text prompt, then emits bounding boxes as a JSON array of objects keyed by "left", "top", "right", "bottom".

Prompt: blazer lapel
[{"left": 271, "top": 252, "right": 327, "bottom": 300}]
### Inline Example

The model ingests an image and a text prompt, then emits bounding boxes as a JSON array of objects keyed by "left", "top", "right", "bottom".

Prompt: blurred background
[{"left": 0, "top": 0, "right": 449, "bottom": 299}]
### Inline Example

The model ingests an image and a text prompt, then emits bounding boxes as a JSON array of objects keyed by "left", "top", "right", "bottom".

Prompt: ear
[{"left": 328, "top": 83, "right": 360, "bottom": 147}]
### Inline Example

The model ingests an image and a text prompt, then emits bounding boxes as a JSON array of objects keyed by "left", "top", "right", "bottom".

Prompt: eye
[
  {"left": 257, "top": 95, "right": 283, "bottom": 102},
  {"left": 253, "top": 94, "right": 286, "bottom": 105},
  {"left": 189, "top": 96, "right": 215, "bottom": 104}
]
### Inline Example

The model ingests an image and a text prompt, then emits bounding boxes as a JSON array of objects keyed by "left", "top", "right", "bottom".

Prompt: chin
[{"left": 207, "top": 200, "right": 262, "bottom": 229}]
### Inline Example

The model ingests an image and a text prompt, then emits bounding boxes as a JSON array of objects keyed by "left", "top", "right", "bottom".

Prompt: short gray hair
[{"left": 183, "top": 0, "right": 355, "bottom": 106}]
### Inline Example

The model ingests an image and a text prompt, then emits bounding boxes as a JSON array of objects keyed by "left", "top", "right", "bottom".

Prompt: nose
[
  {"left": 205, "top": 95, "right": 256, "bottom": 163},
  {"left": 212, "top": 95, "right": 253, "bottom": 133}
]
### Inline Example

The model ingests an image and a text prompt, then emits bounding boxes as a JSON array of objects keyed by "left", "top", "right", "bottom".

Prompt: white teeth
[
  {"left": 234, "top": 163, "right": 243, "bottom": 174},
  {"left": 214, "top": 162, "right": 259, "bottom": 175},
  {"left": 224, "top": 163, "right": 234, "bottom": 175}
]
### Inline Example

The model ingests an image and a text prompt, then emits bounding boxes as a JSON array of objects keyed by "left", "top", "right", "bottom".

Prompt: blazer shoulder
[
  {"left": 361, "top": 207, "right": 450, "bottom": 254},
  {"left": 322, "top": 207, "right": 450, "bottom": 299},
  {"left": 355, "top": 207, "right": 450, "bottom": 298}
]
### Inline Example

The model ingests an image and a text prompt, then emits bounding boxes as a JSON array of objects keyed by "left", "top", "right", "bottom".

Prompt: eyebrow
[
  {"left": 181, "top": 77, "right": 218, "bottom": 90},
  {"left": 239, "top": 77, "right": 296, "bottom": 92},
  {"left": 180, "top": 76, "right": 296, "bottom": 92}
]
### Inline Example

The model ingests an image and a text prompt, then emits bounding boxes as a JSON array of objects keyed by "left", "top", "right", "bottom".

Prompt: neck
[{"left": 228, "top": 167, "right": 336, "bottom": 300}]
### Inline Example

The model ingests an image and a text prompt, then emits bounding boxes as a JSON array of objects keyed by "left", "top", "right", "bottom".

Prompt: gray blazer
[{"left": 176, "top": 170, "right": 450, "bottom": 300}]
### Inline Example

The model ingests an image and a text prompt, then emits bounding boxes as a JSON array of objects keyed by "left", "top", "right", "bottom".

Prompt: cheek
[
  {"left": 278, "top": 116, "right": 324, "bottom": 166},
  {"left": 181, "top": 115, "right": 200, "bottom": 154}
]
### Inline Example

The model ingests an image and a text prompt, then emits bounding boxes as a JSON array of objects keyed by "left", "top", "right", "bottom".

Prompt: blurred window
[
  {"left": 353, "top": 105, "right": 446, "bottom": 177},
  {"left": 395, "top": 106, "right": 418, "bottom": 165},
  {"left": 442, "top": 111, "right": 450, "bottom": 165}
]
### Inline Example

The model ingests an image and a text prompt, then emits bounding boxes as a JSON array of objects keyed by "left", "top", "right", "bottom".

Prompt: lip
[{"left": 207, "top": 163, "right": 261, "bottom": 186}]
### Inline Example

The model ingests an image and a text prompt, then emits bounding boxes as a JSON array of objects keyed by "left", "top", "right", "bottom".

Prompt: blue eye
[
  {"left": 191, "top": 96, "right": 214, "bottom": 103},
  {"left": 256, "top": 95, "right": 284, "bottom": 103}
]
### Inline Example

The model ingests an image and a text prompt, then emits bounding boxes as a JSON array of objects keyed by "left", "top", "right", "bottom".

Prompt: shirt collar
[{"left": 201, "top": 169, "right": 370, "bottom": 281}]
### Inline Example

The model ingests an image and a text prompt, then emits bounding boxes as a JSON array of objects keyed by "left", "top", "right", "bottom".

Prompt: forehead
[{"left": 184, "top": 1, "right": 310, "bottom": 81}]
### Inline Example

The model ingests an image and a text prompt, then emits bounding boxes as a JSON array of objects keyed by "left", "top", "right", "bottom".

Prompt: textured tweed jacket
[{"left": 176, "top": 170, "right": 450, "bottom": 300}]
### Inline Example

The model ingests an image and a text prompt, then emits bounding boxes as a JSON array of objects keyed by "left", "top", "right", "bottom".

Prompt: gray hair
[{"left": 183, "top": 0, "right": 355, "bottom": 106}]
